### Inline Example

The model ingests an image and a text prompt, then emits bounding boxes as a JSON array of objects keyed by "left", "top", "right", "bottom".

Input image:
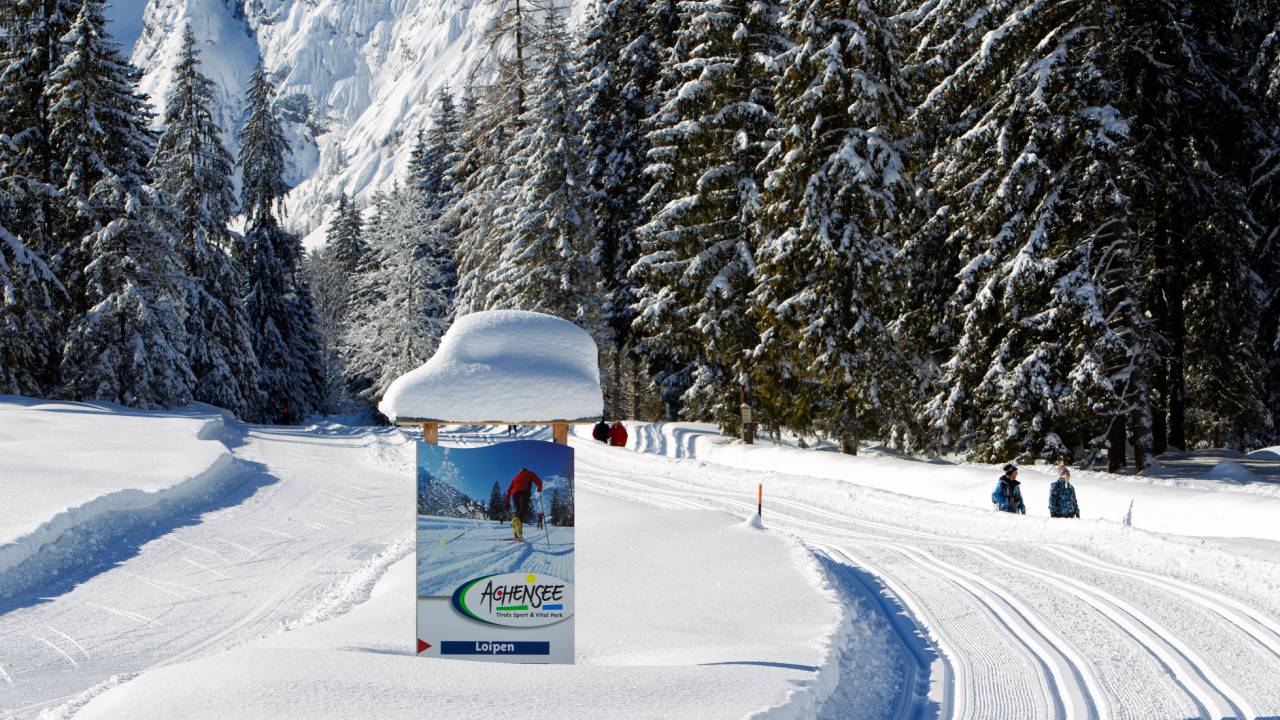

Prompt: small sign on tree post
[{"left": 380, "top": 311, "right": 602, "bottom": 665}]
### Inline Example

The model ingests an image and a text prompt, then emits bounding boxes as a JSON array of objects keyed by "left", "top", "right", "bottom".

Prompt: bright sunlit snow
[
  {"left": 379, "top": 311, "right": 604, "bottom": 423},
  {"left": 3, "top": 405, "right": 1279, "bottom": 719}
]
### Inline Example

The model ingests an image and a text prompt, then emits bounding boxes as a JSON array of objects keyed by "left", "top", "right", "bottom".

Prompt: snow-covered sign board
[
  {"left": 386, "top": 310, "right": 599, "bottom": 665},
  {"left": 379, "top": 310, "right": 603, "bottom": 424},
  {"left": 415, "top": 441, "right": 575, "bottom": 663}
]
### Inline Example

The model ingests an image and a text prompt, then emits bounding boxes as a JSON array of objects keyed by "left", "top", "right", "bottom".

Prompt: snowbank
[
  {"left": 0, "top": 397, "right": 250, "bottom": 596},
  {"left": 379, "top": 311, "right": 603, "bottom": 423},
  {"left": 610, "top": 422, "right": 1280, "bottom": 545},
  {"left": 73, "top": 491, "right": 844, "bottom": 720},
  {"left": 1248, "top": 446, "right": 1280, "bottom": 461}
]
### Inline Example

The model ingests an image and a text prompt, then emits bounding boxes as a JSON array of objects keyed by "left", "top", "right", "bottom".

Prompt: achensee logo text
[{"left": 452, "top": 572, "right": 574, "bottom": 627}]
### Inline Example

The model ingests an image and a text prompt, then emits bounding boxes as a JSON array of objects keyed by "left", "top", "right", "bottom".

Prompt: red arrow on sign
[{"left": 417, "top": 639, "right": 431, "bottom": 653}]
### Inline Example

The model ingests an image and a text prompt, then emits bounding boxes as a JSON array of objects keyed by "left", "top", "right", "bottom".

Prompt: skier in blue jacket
[
  {"left": 1049, "top": 466, "right": 1080, "bottom": 518},
  {"left": 992, "top": 464, "right": 1026, "bottom": 514}
]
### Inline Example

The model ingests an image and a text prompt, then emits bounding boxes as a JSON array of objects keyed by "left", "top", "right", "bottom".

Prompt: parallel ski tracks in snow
[{"left": 575, "top": 446, "right": 1280, "bottom": 720}]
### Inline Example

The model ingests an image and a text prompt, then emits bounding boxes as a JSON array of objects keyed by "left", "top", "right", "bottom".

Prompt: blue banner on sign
[{"left": 440, "top": 641, "right": 551, "bottom": 656}]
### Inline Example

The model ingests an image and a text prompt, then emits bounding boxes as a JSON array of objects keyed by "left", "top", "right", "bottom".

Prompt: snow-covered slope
[{"left": 130, "top": 0, "right": 583, "bottom": 247}]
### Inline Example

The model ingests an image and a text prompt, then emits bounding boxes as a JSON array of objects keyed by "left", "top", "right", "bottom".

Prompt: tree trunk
[
  {"left": 1167, "top": 282, "right": 1186, "bottom": 450},
  {"left": 514, "top": 0, "right": 525, "bottom": 117},
  {"left": 611, "top": 346, "right": 623, "bottom": 419},
  {"left": 840, "top": 437, "right": 858, "bottom": 455},
  {"left": 630, "top": 356, "right": 642, "bottom": 421},
  {"left": 1152, "top": 368, "right": 1168, "bottom": 455},
  {"left": 1107, "top": 418, "right": 1127, "bottom": 473}
]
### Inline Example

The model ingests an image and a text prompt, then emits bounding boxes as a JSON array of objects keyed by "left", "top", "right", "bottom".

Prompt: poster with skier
[{"left": 415, "top": 439, "right": 575, "bottom": 664}]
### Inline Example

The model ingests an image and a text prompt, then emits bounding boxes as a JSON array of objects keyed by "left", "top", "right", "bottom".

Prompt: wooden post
[
  {"left": 421, "top": 422, "right": 438, "bottom": 445},
  {"left": 552, "top": 422, "right": 568, "bottom": 446}
]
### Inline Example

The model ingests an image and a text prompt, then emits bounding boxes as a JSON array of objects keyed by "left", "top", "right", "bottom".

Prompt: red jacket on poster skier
[{"left": 504, "top": 467, "right": 543, "bottom": 504}]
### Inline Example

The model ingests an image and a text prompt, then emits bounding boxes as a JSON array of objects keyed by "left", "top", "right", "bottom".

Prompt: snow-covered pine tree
[
  {"left": 906, "top": 0, "right": 1159, "bottom": 463},
  {"left": 1, "top": 7, "right": 82, "bottom": 392},
  {"left": 487, "top": 481, "right": 505, "bottom": 520},
  {"left": 752, "top": 0, "right": 908, "bottom": 454},
  {"left": 410, "top": 89, "right": 462, "bottom": 212},
  {"left": 489, "top": 12, "right": 597, "bottom": 326},
  {"left": 303, "top": 247, "right": 348, "bottom": 415},
  {"left": 345, "top": 184, "right": 454, "bottom": 402},
  {"left": 0, "top": 173, "right": 60, "bottom": 395},
  {"left": 476, "top": 0, "right": 550, "bottom": 119},
  {"left": 577, "top": 0, "right": 675, "bottom": 416},
  {"left": 627, "top": 0, "right": 695, "bottom": 420},
  {"left": 325, "top": 193, "right": 367, "bottom": 278},
  {"left": 1118, "top": 0, "right": 1268, "bottom": 454},
  {"left": 238, "top": 60, "right": 323, "bottom": 422},
  {"left": 305, "top": 194, "right": 366, "bottom": 412},
  {"left": 448, "top": 81, "right": 515, "bottom": 315},
  {"left": 150, "top": 25, "right": 259, "bottom": 418},
  {"left": 50, "top": 0, "right": 194, "bottom": 409},
  {"left": 631, "top": 0, "right": 785, "bottom": 430},
  {"left": 1252, "top": 9, "right": 1280, "bottom": 441},
  {"left": 0, "top": 0, "right": 79, "bottom": 393}
]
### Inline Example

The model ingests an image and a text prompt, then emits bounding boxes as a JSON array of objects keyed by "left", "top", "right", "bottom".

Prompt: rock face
[{"left": 130, "top": 0, "right": 553, "bottom": 246}]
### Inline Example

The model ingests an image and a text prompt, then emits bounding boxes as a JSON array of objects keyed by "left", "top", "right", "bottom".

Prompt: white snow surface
[
  {"left": 379, "top": 311, "right": 604, "bottom": 423},
  {"left": 602, "top": 422, "right": 1280, "bottom": 545},
  {"left": 0, "top": 397, "right": 235, "bottom": 580},
  {"left": 75, "top": 490, "right": 842, "bottom": 719},
  {"left": 5, "top": 406, "right": 1280, "bottom": 719}
]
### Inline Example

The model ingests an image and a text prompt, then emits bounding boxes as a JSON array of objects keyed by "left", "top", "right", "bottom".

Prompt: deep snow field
[{"left": 2, "top": 398, "right": 1279, "bottom": 719}]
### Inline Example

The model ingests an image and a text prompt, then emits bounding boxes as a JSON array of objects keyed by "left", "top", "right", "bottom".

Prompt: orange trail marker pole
[{"left": 758, "top": 483, "right": 762, "bottom": 517}]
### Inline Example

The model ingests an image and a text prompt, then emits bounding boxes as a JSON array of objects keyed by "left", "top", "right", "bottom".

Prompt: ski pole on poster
[{"left": 538, "top": 491, "right": 551, "bottom": 546}]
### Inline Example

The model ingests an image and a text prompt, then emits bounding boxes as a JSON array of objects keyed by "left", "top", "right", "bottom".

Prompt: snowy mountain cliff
[{"left": 128, "top": 0, "right": 577, "bottom": 247}]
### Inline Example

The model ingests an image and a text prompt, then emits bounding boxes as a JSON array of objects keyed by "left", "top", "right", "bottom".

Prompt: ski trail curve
[{"left": 572, "top": 437, "right": 1280, "bottom": 720}]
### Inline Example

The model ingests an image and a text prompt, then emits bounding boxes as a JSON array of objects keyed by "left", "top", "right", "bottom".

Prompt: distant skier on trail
[
  {"left": 992, "top": 463, "right": 1026, "bottom": 514},
  {"left": 1049, "top": 466, "right": 1080, "bottom": 518},
  {"left": 609, "top": 421, "right": 628, "bottom": 448},
  {"left": 592, "top": 419, "right": 611, "bottom": 443},
  {"left": 504, "top": 467, "right": 543, "bottom": 541}
]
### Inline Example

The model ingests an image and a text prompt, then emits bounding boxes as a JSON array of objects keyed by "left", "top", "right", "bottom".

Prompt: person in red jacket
[
  {"left": 609, "top": 421, "right": 628, "bottom": 448},
  {"left": 504, "top": 467, "right": 543, "bottom": 540}
]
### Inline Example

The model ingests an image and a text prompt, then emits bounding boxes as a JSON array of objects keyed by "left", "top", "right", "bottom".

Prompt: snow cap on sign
[{"left": 378, "top": 310, "right": 603, "bottom": 423}]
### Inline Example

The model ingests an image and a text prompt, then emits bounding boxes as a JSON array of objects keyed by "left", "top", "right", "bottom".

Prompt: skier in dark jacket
[
  {"left": 592, "top": 420, "right": 611, "bottom": 443},
  {"left": 609, "top": 421, "right": 628, "bottom": 447},
  {"left": 992, "top": 463, "right": 1026, "bottom": 514},
  {"left": 504, "top": 467, "right": 543, "bottom": 540},
  {"left": 1049, "top": 466, "right": 1080, "bottom": 518}
]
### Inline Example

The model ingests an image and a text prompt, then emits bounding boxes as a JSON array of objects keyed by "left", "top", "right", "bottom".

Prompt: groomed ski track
[
  {"left": 561, "top": 424, "right": 1280, "bottom": 720},
  {"left": 2, "top": 421, "right": 1278, "bottom": 719},
  {"left": 0, "top": 423, "right": 416, "bottom": 718}
]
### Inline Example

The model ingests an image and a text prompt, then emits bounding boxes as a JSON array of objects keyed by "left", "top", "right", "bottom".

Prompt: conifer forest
[{"left": 3, "top": 0, "right": 1280, "bottom": 468}]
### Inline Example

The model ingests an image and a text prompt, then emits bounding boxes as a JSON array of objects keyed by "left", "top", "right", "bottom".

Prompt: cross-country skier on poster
[{"left": 504, "top": 467, "right": 543, "bottom": 541}]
